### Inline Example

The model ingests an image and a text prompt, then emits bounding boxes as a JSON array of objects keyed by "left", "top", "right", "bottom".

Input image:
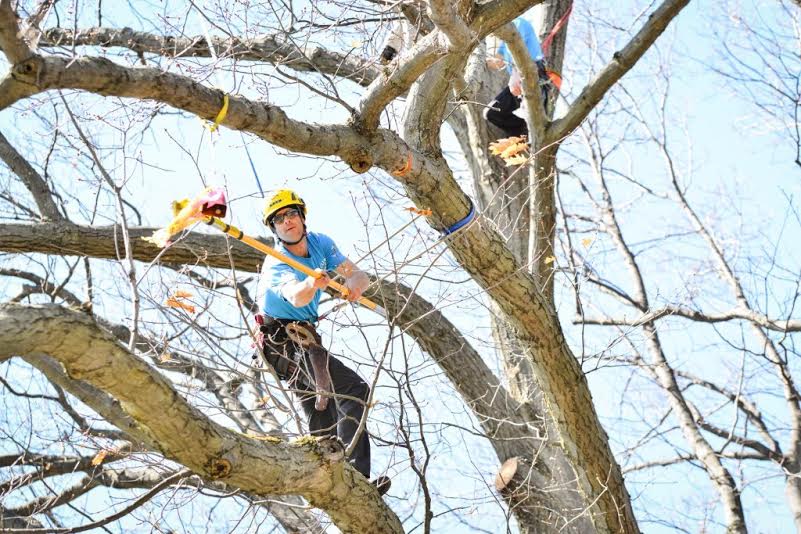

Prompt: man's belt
[{"left": 253, "top": 315, "right": 332, "bottom": 411}]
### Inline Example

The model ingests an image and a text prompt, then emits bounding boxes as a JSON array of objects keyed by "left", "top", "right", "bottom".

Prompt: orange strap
[
  {"left": 392, "top": 153, "right": 413, "bottom": 177},
  {"left": 541, "top": 3, "right": 573, "bottom": 56}
]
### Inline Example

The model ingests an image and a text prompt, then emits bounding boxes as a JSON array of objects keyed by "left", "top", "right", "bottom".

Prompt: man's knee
[
  {"left": 360, "top": 381, "right": 371, "bottom": 402},
  {"left": 349, "top": 379, "right": 370, "bottom": 404}
]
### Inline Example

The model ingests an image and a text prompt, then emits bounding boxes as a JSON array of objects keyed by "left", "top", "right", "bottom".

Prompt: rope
[
  {"left": 541, "top": 3, "right": 573, "bottom": 56},
  {"left": 440, "top": 199, "right": 476, "bottom": 236},
  {"left": 240, "top": 132, "right": 265, "bottom": 197}
]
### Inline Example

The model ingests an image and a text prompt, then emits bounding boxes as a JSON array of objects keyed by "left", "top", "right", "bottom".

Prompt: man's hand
[
  {"left": 335, "top": 259, "right": 369, "bottom": 303},
  {"left": 509, "top": 69, "right": 523, "bottom": 97},
  {"left": 309, "top": 269, "right": 330, "bottom": 290},
  {"left": 344, "top": 278, "right": 364, "bottom": 302}
]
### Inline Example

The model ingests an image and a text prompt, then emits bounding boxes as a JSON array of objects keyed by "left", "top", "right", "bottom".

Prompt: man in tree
[
  {"left": 378, "top": 18, "right": 411, "bottom": 64},
  {"left": 255, "top": 189, "right": 390, "bottom": 495},
  {"left": 485, "top": 16, "right": 552, "bottom": 137}
]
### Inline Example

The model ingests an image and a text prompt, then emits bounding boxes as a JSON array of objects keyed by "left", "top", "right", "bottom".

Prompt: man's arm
[
  {"left": 280, "top": 269, "right": 331, "bottom": 308},
  {"left": 335, "top": 259, "right": 370, "bottom": 302}
]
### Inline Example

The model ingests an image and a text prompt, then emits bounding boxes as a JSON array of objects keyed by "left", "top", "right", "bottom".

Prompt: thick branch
[
  {"left": 373, "top": 279, "right": 542, "bottom": 454},
  {"left": 0, "top": 0, "right": 33, "bottom": 63},
  {"left": 0, "top": 72, "right": 36, "bottom": 109},
  {"left": 3, "top": 53, "right": 417, "bottom": 176},
  {"left": 21, "top": 354, "right": 155, "bottom": 447},
  {"left": 39, "top": 27, "right": 380, "bottom": 87},
  {"left": 14, "top": 355, "right": 320, "bottom": 533},
  {"left": 387, "top": 193, "right": 637, "bottom": 532},
  {"left": 0, "top": 130, "right": 62, "bottom": 220},
  {"left": 493, "top": 23, "right": 547, "bottom": 144},
  {"left": 355, "top": 31, "right": 447, "bottom": 132},
  {"left": 0, "top": 304, "right": 402, "bottom": 534},
  {"left": 426, "top": 0, "right": 475, "bottom": 50},
  {"left": 0, "top": 222, "right": 266, "bottom": 272}
]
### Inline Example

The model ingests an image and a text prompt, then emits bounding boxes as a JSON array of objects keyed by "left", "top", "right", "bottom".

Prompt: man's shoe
[{"left": 371, "top": 475, "right": 391, "bottom": 496}]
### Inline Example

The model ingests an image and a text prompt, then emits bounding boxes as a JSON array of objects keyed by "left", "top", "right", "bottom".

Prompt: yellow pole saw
[{"left": 144, "top": 187, "right": 385, "bottom": 317}]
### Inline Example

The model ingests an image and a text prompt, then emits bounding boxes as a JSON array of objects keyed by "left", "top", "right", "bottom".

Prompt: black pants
[
  {"left": 485, "top": 62, "right": 550, "bottom": 138},
  {"left": 257, "top": 318, "right": 372, "bottom": 478},
  {"left": 485, "top": 86, "right": 528, "bottom": 138}
]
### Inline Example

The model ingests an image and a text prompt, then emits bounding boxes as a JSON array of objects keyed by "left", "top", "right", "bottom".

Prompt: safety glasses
[{"left": 272, "top": 208, "right": 301, "bottom": 225}]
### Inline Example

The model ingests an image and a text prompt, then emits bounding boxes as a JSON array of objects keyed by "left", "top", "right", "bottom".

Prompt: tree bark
[{"left": 0, "top": 304, "right": 404, "bottom": 534}]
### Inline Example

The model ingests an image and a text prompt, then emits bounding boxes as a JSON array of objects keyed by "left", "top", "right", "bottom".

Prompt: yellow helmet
[{"left": 263, "top": 189, "right": 307, "bottom": 225}]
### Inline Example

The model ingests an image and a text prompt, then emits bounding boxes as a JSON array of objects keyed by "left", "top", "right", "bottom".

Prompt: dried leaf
[
  {"left": 504, "top": 154, "right": 529, "bottom": 166},
  {"left": 165, "top": 297, "right": 196, "bottom": 314},
  {"left": 91, "top": 450, "right": 108, "bottom": 466},
  {"left": 499, "top": 142, "right": 527, "bottom": 160},
  {"left": 489, "top": 136, "right": 526, "bottom": 155},
  {"left": 544, "top": 256, "right": 556, "bottom": 265},
  {"left": 171, "top": 198, "right": 190, "bottom": 217},
  {"left": 172, "top": 290, "right": 193, "bottom": 299},
  {"left": 404, "top": 206, "right": 433, "bottom": 216},
  {"left": 159, "top": 352, "right": 172, "bottom": 363},
  {"left": 581, "top": 237, "right": 594, "bottom": 248}
]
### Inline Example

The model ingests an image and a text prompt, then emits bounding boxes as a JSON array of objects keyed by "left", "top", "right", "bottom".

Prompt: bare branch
[
  {"left": 493, "top": 22, "right": 547, "bottom": 144},
  {"left": 0, "top": 303, "right": 403, "bottom": 533},
  {"left": 39, "top": 27, "right": 380, "bottom": 87},
  {"left": 3, "top": 468, "right": 191, "bottom": 532},
  {"left": 676, "top": 369, "right": 781, "bottom": 458},
  {"left": 577, "top": 305, "right": 801, "bottom": 333},
  {"left": 548, "top": 0, "right": 690, "bottom": 142},
  {"left": 623, "top": 452, "right": 770, "bottom": 474},
  {"left": 0, "top": 451, "right": 126, "bottom": 496},
  {"left": 1, "top": 268, "right": 83, "bottom": 307},
  {"left": 0, "top": 130, "right": 63, "bottom": 221},
  {"left": 0, "top": 0, "right": 34, "bottom": 63}
]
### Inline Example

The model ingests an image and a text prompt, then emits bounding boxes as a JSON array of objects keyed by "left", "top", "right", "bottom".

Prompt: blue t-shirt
[
  {"left": 259, "top": 232, "right": 346, "bottom": 322},
  {"left": 497, "top": 17, "right": 544, "bottom": 73}
]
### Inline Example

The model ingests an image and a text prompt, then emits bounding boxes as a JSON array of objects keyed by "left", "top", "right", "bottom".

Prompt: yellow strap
[{"left": 207, "top": 93, "right": 229, "bottom": 133}]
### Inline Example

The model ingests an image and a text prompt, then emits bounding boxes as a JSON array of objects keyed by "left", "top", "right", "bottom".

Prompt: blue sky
[{"left": 2, "top": 0, "right": 800, "bottom": 531}]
